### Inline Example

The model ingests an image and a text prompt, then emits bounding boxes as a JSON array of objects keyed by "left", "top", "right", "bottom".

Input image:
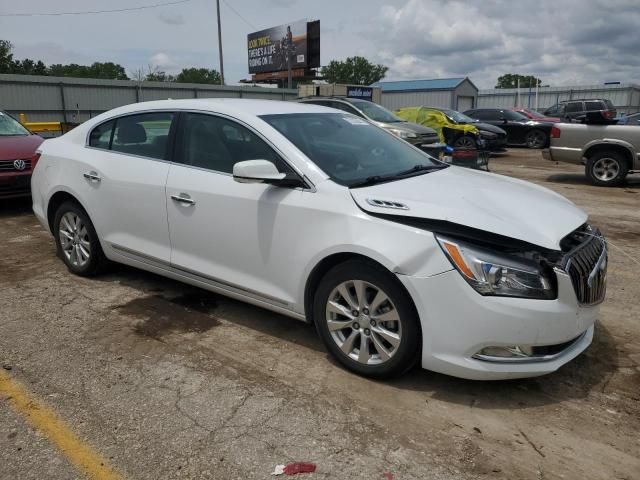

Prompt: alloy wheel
[
  {"left": 59, "top": 212, "right": 91, "bottom": 267},
  {"left": 325, "top": 280, "right": 402, "bottom": 366},
  {"left": 592, "top": 157, "right": 620, "bottom": 182},
  {"left": 454, "top": 136, "right": 476, "bottom": 149}
]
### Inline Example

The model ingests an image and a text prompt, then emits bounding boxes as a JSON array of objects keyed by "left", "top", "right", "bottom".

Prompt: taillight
[
  {"left": 603, "top": 110, "right": 614, "bottom": 119},
  {"left": 551, "top": 126, "right": 561, "bottom": 138}
]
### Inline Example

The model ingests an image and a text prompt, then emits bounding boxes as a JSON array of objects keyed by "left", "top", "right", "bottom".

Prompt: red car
[
  {"left": 511, "top": 107, "right": 561, "bottom": 123},
  {"left": 0, "top": 111, "right": 43, "bottom": 199}
]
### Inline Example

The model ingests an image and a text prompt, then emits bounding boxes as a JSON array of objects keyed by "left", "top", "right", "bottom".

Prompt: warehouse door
[{"left": 456, "top": 96, "right": 474, "bottom": 111}]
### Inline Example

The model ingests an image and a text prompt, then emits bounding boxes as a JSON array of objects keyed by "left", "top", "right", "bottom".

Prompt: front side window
[
  {"left": 261, "top": 113, "right": 443, "bottom": 187},
  {"left": 177, "top": 113, "right": 285, "bottom": 174},
  {"left": 111, "top": 112, "right": 174, "bottom": 160},
  {"left": 565, "top": 102, "right": 583, "bottom": 113},
  {"left": 473, "top": 110, "right": 501, "bottom": 121},
  {"left": 504, "top": 110, "right": 528, "bottom": 121},
  {"left": 0, "top": 111, "right": 30, "bottom": 136}
]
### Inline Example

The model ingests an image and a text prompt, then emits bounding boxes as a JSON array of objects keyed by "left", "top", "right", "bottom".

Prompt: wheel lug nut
[
  {"left": 363, "top": 308, "right": 369, "bottom": 315},
  {"left": 370, "top": 320, "right": 376, "bottom": 327},
  {"left": 353, "top": 323, "right": 359, "bottom": 330},
  {"left": 352, "top": 310, "right": 359, "bottom": 317},
  {"left": 364, "top": 328, "right": 370, "bottom": 336}
]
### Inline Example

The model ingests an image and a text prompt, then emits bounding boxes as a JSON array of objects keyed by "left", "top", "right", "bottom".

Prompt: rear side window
[
  {"left": 473, "top": 110, "right": 501, "bottom": 121},
  {"left": 111, "top": 112, "right": 174, "bottom": 160},
  {"left": 88, "top": 120, "right": 115, "bottom": 149},
  {"left": 585, "top": 101, "right": 604, "bottom": 111}
]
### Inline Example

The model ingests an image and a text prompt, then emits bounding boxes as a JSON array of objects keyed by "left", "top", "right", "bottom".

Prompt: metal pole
[
  {"left": 517, "top": 78, "right": 520, "bottom": 107},
  {"left": 216, "top": 0, "right": 225, "bottom": 85},
  {"left": 535, "top": 82, "right": 539, "bottom": 111}
]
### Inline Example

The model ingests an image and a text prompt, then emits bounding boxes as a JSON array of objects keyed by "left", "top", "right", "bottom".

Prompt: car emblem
[{"left": 13, "top": 159, "right": 26, "bottom": 171}]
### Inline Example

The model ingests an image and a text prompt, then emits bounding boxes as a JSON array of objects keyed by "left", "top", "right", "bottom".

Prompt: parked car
[
  {"left": 543, "top": 122, "right": 640, "bottom": 186},
  {"left": 463, "top": 108, "right": 553, "bottom": 148},
  {"left": 543, "top": 99, "right": 617, "bottom": 122},
  {"left": 394, "top": 107, "right": 507, "bottom": 151},
  {"left": 511, "top": 107, "right": 561, "bottom": 123},
  {"left": 616, "top": 112, "right": 640, "bottom": 125},
  {"left": 0, "top": 110, "right": 44, "bottom": 198},
  {"left": 33, "top": 99, "right": 606, "bottom": 380},
  {"left": 298, "top": 97, "right": 440, "bottom": 149}
]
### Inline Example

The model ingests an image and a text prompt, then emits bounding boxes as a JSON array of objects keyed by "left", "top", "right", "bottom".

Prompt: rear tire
[
  {"left": 313, "top": 260, "right": 420, "bottom": 379},
  {"left": 585, "top": 151, "right": 628, "bottom": 187},
  {"left": 53, "top": 201, "right": 107, "bottom": 276},
  {"left": 525, "top": 129, "right": 547, "bottom": 149}
]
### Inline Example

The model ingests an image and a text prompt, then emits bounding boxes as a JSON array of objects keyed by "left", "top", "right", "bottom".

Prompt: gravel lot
[{"left": 1, "top": 149, "right": 639, "bottom": 479}]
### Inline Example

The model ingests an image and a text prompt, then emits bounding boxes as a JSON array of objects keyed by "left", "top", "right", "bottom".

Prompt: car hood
[
  {"left": 468, "top": 122, "right": 506, "bottom": 135},
  {"left": 349, "top": 166, "right": 587, "bottom": 251},
  {"left": 377, "top": 121, "right": 437, "bottom": 135},
  {"left": 0, "top": 134, "right": 44, "bottom": 161}
]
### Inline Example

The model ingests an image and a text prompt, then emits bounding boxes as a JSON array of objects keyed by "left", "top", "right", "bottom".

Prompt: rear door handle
[
  {"left": 83, "top": 171, "right": 101, "bottom": 182},
  {"left": 171, "top": 193, "right": 196, "bottom": 206}
]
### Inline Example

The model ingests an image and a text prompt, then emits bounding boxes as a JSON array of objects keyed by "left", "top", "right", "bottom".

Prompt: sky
[{"left": 1, "top": 0, "right": 638, "bottom": 89}]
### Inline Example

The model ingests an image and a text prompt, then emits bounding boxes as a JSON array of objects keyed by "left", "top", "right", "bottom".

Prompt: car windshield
[
  {"left": 522, "top": 109, "right": 545, "bottom": 119},
  {"left": 261, "top": 113, "right": 445, "bottom": 187},
  {"left": 0, "top": 112, "right": 30, "bottom": 136},
  {"left": 440, "top": 109, "right": 475, "bottom": 124},
  {"left": 349, "top": 100, "right": 404, "bottom": 123}
]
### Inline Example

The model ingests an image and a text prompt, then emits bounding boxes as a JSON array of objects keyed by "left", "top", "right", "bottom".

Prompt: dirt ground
[{"left": 1, "top": 149, "right": 639, "bottom": 480}]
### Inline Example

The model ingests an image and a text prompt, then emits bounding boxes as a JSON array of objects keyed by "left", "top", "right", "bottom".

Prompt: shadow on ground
[
  {"left": 547, "top": 173, "right": 640, "bottom": 189},
  {"left": 100, "top": 263, "right": 620, "bottom": 411}
]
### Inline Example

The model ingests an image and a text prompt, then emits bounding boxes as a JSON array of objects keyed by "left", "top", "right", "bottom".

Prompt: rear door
[{"left": 83, "top": 111, "right": 175, "bottom": 263}]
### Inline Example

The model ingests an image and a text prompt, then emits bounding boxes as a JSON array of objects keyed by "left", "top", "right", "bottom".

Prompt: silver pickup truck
[{"left": 543, "top": 123, "right": 639, "bottom": 186}]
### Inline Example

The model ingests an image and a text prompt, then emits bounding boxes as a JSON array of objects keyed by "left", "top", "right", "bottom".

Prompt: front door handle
[
  {"left": 171, "top": 193, "right": 196, "bottom": 206},
  {"left": 83, "top": 171, "right": 101, "bottom": 182}
]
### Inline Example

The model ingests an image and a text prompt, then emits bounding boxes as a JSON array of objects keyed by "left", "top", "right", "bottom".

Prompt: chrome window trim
[{"left": 84, "top": 107, "right": 315, "bottom": 192}]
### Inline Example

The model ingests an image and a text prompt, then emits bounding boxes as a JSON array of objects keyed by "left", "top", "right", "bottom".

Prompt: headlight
[
  {"left": 389, "top": 128, "right": 418, "bottom": 140},
  {"left": 436, "top": 235, "right": 555, "bottom": 299}
]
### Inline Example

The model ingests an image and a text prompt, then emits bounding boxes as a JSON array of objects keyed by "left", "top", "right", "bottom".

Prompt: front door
[{"left": 166, "top": 112, "right": 305, "bottom": 306}]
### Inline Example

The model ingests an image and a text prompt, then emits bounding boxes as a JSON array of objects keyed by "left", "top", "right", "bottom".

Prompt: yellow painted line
[{"left": 0, "top": 369, "right": 122, "bottom": 480}]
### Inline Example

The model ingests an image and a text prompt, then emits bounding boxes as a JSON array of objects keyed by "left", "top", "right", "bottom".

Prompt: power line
[
  {"left": 0, "top": 0, "right": 191, "bottom": 17},
  {"left": 221, "top": 0, "right": 257, "bottom": 30}
]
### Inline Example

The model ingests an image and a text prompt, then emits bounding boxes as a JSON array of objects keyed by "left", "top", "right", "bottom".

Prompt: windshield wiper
[{"left": 349, "top": 164, "right": 447, "bottom": 188}]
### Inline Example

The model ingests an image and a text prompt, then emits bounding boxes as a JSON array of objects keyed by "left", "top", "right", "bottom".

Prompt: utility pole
[{"left": 216, "top": 0, "right": 225, "bottom": 85}]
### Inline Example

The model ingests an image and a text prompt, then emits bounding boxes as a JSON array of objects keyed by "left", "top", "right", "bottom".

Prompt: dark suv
[
  {"left": 463, "top": 108, "right": 553, "bottom": 148},
  {"left": 543, "top": 99, "right": 617, "bottom": 122},
  {"left": 298, "top": 96, "right": 440, "bottom": 148}
]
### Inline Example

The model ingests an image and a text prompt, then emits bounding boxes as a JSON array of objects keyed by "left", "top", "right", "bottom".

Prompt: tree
[
  {"left": 0, "top": 40, "right": 16, "bottom": 73},
  {"left": 320, "top": 56, "right": 388, "bottom": 85},
  {"left": 175, "top": 67, "right": 222, "bottom": 84},
  {"left": 495, "top": 74, "right": 542, "bottom": 89}
]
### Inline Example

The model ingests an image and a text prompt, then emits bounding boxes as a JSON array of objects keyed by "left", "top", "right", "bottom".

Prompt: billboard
[
  {"left": 247, "top": 20, "right": 320, "bottom": 75},
  {"left": 346, "top": 86, "right": 373, "bottom": 101}
]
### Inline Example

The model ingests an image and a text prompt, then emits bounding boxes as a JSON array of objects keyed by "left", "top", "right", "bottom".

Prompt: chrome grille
[
  {"left": 561, "top": 227, "right": 607, "bottom": 305},
  {"left": 0, "top": 159, "right": 32, "bottom": 171}
]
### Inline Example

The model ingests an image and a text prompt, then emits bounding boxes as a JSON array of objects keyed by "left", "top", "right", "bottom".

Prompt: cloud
[
  {"left": 149, "top": 52, "right": 177, "bottom": 69},
  {"left": 365, "top": 0, "right": 640, "bottom": 88},
  {"left": 158, "top": 12, "right": 184, "bottom": 25}
]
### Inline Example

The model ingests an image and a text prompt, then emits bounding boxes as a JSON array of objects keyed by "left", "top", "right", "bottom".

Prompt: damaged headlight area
[{"left": 436, "top": 235, "right": 556, "bottom": 300}]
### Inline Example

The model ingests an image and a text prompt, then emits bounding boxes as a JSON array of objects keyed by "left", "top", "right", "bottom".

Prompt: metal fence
[
  {"left": 0, "top": 74, "right": 298, "bottom": 123},
  {"left": 477, "top": 83, "right": 640, "bottom": 114}
]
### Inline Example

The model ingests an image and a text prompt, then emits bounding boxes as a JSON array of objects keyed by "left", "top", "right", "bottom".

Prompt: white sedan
[{"left": 31, "top": 99, "right": 607, "bottom": 380}]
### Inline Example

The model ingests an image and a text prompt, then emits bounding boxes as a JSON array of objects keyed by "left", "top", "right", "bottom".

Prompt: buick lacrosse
[{"left": 31, "top": 99, "right": 607, "bottom": 380}]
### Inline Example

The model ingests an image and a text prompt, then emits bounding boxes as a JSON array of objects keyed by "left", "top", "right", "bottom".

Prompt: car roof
[
  {"left": 99, "top": 98, "right": 336, "bottom": 117},
  {"left": 299, "top": 96, "right": 366, "bottom": 104}
]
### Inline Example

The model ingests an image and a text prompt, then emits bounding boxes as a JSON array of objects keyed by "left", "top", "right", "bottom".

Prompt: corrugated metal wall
[
  {"left": 380, "top": 90, "right": 453, "bottom": 111},
  {"left": 477, "top": 84, "right": 640, "bottom": 114},
  {"left": 0, "top": 74, "right": 297, "bottom": 123}
]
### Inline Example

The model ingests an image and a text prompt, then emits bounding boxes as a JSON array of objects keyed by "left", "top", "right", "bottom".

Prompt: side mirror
[
  {"left": 233, "top": 159, "right": 304, "bottom": 188},
  {"left": 501, "top": 117, "right": 508, "bottom": 124},
  {"left": 233, "top": 160, "right": 285, "bottom": 184}
]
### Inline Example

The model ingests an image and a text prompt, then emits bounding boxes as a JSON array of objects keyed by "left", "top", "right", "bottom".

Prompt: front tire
[
  {"left": 54, "top": 201, "right": 107, "bottom": 276},
  {"left": 313, "top": 260, "right": 420, "bottom": 379},
  {"left": 585, "top": 151, "right": 628, "bottom": 186}
]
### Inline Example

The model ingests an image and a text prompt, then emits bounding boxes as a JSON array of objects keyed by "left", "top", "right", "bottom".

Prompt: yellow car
[{"left": 395, "top": 107, "right": 481, "bottom": 149}]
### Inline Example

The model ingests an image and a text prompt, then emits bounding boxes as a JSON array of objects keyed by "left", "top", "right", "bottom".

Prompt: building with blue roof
[{"left": 372, "top": 77, "right": 478, "bottom": 112}]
